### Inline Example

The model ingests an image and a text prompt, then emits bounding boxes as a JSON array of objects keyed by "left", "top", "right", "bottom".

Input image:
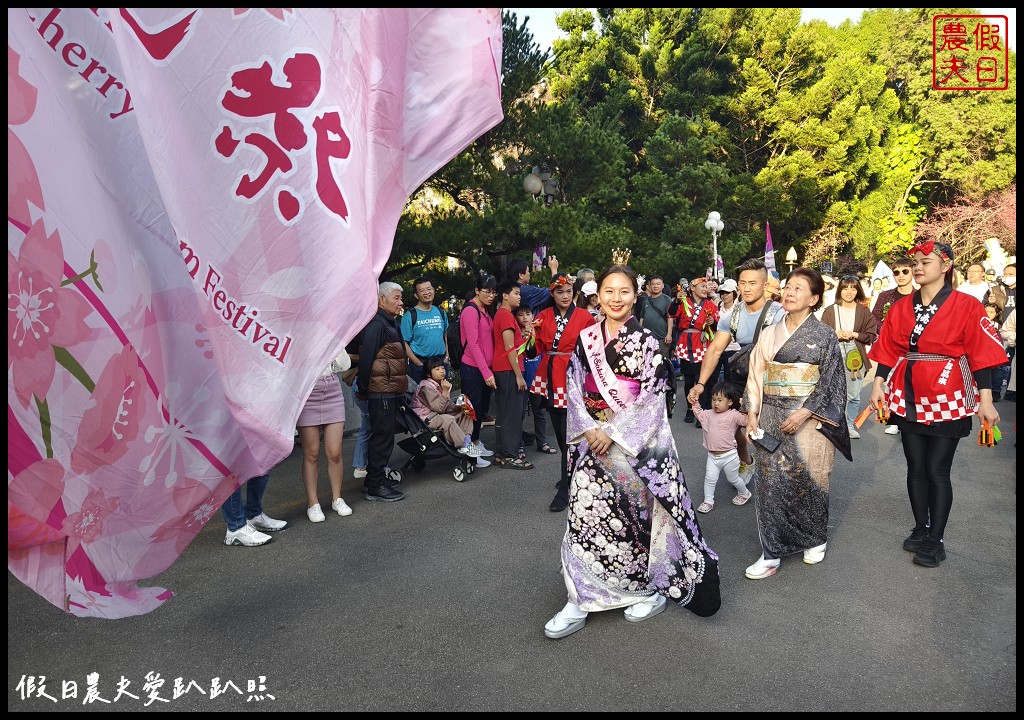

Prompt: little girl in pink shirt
[{"left": 691, "top": 382, "right": 752, "bottom": 513}]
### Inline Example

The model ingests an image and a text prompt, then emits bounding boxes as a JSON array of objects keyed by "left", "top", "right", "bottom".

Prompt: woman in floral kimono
[
  {"left": 543, "top": 265, "right": 720, "bottom": 640},
  {"left": 743, "top": 267, "right": 852, "bottom": 580}
]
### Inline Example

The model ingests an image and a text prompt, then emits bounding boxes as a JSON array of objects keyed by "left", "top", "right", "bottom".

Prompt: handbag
[
  {"left": 844, "top": 347, "right": 864, "bottom": 372},
  {"left": 728, "top": 302, "right": 774, "bottom": 381}
]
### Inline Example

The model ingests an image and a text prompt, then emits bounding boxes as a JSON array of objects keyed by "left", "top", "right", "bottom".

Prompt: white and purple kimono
[{"left": 560, "top": 317, "right": 721, "bottom": 617}]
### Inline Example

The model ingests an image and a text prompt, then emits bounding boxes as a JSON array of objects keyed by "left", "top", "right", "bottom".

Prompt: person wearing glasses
[
  {"left": 956, "top": 263, "right": 991, "bottom": 303},
  {"left": 458, "top": 275, "right": 499, "bottom": 456},
  {"left": 400, "top": 277, "right": 449, "bottom": 385},
  {"left": 820, "top": 276, "right": 878, "bottom": 439},
  {"left": 868, "top": 238, "right": 1005, "bottom": 568},
  {"left": 870, "top": 257, "right": 916, "bottom": 434}
]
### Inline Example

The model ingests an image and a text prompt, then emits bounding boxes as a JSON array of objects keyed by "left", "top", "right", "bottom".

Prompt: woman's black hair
[
  {"left": 835, "top": 274, "right": 866, "bottom": 306},
  {"left": 596, "top": 264, "right": 638, "bottom": 293},
  {"left": 475, "top": 274, "right": 498, "bottom": 292},
  {"left": 710, "top": 381, "right": 741, "bottom": 408}
]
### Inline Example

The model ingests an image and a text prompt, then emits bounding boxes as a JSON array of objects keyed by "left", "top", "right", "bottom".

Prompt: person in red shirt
[
  {"left": 491, "top": 280, "right": 533, "bottom": 468},
  {"left": 869, "top": 238, "right": 1005, "bottom": 568}
]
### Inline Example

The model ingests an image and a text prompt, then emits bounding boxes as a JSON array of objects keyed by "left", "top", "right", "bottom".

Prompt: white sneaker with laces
[
  {"left": 307, "top": 503, "right": 326, "bottom": 523},
  {"left": 248, "top": 512, "right": 287, "bottom": 532},
  {"left": 476, "top": 457, "right": 492, "bottom": 468},
  {"left": 224, "top": 524, "right": 272, "bottom": 547},
  {"left": 884, "top": 425, "right": 900, "bottom": 435},
  {"left": 474, "top": 441, "right": 494, "bottom": 457},
  {"left": 332, "top": 498, "right": 353, "bottom": 517},
  {"left": 624, "top": 593, "right": 667, "bottom": 622},
  {"left": 353, "top": 467, "right": 368, "bottom": 479}
]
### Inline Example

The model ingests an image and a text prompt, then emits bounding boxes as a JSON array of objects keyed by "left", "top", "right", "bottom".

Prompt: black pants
[
  {"left": 900, "top": 431, "right": 961, "bottom": 540},
  {"left": 681, "top": 359, "right": 711, "bottom": 410},
  {"left": 549, "top": 407, "right": 569, "bottom": 501},
  {"left": 367, "top": 396, "right": 399, "bottom": 490},
  {"left": 459, "top": 363, "right": 492, "bottom": 442},
  {"left": 493, "top": 370, "right": 525, "bottom": 459}
]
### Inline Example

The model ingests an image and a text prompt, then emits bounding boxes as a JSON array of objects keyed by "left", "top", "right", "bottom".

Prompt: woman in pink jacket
[{"left": 458, "top": 275, "right": 497, "bottom": 456}]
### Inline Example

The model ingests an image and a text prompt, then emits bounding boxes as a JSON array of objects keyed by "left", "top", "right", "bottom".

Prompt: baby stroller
[{"left": 393, "top": 386, "right": 478, "bottom": 483}]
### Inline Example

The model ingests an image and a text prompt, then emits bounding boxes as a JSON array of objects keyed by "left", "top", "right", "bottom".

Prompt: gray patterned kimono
[
  {"left": 560, "top": 317, "right": 720, "bottom": 617},
  {"left": 746, "top": 314, "right": 852, "bottom": 559}
]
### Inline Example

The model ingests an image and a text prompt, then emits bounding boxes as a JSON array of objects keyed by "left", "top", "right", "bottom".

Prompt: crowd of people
[{"left": 218, "top": 240, "right": 1015, "bottom": 641}]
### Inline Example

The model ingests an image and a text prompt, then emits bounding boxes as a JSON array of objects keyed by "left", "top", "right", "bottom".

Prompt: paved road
[{"left": 8, "top": 400, "right": 1017, "bottom": 711}]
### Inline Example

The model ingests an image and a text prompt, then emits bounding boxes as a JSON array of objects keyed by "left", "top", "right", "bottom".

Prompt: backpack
[{"left": 447, "top": 303, "right": 482, "bottom": 371}]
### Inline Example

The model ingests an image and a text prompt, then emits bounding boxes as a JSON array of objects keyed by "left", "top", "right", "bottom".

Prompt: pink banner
[{"left": 8, "top": 8, "right": 503, "bottom": 617}]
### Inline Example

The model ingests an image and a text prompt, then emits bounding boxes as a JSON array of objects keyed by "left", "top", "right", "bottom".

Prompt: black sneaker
[
  {"left": 913, "top": 536, "right": 946, "bottom": 567},
  {"left": 548, "top": 494, "right": 568, "bottom": 512},
  {"left": 902, "top": 526, "right": 930, "bottom": 552},
  {"left": 365, "top": 485, "right": 405, "bottom": 502},
  {"left": 684, "top": 411, "right": 695, "bottom": 424}
]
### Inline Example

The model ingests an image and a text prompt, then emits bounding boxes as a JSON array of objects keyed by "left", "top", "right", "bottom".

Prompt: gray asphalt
[{"left": 7, "top": 399, "right": 1017, "bottom": 711}]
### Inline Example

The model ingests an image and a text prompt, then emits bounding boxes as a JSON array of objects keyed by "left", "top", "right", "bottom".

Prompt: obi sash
[{"left": 764, "top": 362, "right": 819, "bottom": 398}]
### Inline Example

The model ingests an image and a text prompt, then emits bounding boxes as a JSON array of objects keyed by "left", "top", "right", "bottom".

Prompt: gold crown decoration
[{"left": 611, "top": 247, "right": 632, "bottom": 266}]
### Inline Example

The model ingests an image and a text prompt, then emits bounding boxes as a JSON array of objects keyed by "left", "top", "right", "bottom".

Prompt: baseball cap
[
  {"left": 581, "top": 280, "right": 598, "bottom": 297},
  {"left": 718, "top": 279, "right": 738, "bottom": 293}
]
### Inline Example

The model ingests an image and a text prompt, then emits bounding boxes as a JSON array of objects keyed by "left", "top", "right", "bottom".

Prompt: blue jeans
[
  {"left": 352, "top": 379, "right": 371, "bottom": 470},
  {"left": 221, "top": 474, "right": 270, "bottom": 531}
]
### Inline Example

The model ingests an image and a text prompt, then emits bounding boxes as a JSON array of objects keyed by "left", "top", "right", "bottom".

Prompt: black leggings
[{"left": 899, "top": 432, "right": 961, "bottom": 540}]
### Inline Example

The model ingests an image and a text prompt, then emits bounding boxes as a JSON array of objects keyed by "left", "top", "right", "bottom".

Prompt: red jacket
[{"left": 529, "top": 305, "right": 596, "bottom": 408}]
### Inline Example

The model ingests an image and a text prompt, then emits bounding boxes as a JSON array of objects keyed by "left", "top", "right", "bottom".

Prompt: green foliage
[{"left": 386, "top": 7, "right": 1016, "bottom": 289}]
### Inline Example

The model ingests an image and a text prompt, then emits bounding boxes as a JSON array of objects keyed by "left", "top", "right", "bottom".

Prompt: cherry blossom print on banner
[{"left": 7, "top": 7, "right": 503, "bottom": 617}]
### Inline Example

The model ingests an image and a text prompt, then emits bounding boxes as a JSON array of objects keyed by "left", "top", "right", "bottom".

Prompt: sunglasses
[
  {"left": 841, "top": 275, "right": 859, "bottom": 282},
  {"left": 893, "top": 268, "right": 912, "bottom": 276}
]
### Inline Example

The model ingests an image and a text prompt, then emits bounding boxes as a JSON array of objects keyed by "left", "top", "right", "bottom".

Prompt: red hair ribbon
[
  {"left": 908, "top": 240, "right": 950, "bottom": 262},
  {"left": 549, "top": 274, "right": 573, "bottom": 290}
]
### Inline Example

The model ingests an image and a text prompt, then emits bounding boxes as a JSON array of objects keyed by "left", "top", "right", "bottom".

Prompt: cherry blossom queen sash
[{"left": 580, "top": 321, "right": 641, "bottom": 414}]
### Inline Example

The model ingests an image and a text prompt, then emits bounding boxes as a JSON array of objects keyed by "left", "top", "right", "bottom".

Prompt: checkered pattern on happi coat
[
  {"left": 887, "top": 387, "right": 974, "bottom": 423},
  {"left": 674, "top": 343, "right": 706, "bottom": 363},
  {"left": 530, "top": 375, "right": 567, "bottom": 408}
]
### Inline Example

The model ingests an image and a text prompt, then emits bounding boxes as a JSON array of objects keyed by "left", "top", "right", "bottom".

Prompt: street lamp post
[
  {"left": 786, "top": 246, "right": 798, "bottom": 275},
  {"left": 704, "top": 211, "right": 724, "bottom": 281}
]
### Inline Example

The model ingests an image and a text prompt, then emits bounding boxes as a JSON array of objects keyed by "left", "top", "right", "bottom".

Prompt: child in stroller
[{"left": 395, "top": 357, "right": 489, "bottom": 482}]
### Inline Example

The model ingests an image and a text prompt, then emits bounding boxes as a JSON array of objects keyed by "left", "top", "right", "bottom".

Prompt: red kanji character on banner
[
  {"left": 220, "top": 54, "right": 321, "bottom": 151},
  {"left": 973, "top": 23, "right": 1003, "bottom": 51},
  {"left": 311, "top": 110, "right": 352, "bottom": 222},
  {"left": 938, "top": 22, "right": 969, "bottom": 52}
]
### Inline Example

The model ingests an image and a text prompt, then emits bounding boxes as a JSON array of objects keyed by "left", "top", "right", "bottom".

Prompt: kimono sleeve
[
  {"left": 566, "top": 346, "right": 600, "bottom": 443},
  {"left": 801, "top": 330, "right": 847, "bottom": 429},
  {"left": 600, "top": 333, "right": 674, "bottom": 457}
]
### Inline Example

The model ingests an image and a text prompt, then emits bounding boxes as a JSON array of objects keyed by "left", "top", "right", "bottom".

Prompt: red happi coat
[
  {"left": 869, "top": 287, "right": 1006, "bottom": 423},
  {"left": 672, "top": 297, "right": 719, "bottom": 363},
  {"left": 530, "top": 305, "right": 596, "bottom": 408}
]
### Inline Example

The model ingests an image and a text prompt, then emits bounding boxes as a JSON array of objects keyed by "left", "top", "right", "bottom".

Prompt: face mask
[{"left": 1004, "top": 276, "right": 1016, "bottom": 287}]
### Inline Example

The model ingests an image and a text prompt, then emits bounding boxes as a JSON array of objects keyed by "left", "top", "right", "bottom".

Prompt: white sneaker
[
  {"left": 224, "top": 524, "right": 272, "bottom": 547},
  {"left": 848, "top": 426, "right": 861, "bottom": 439},
  {"left": 884, "top": 425, "right": 900, "bottom": 435},
  {"left": 353, "top": 467, "right": 367, "bottom": 479},
  {"left": 248, "top": 512, "right": 287, "bottom": 532},
  {"left": 474, "top": 441, "right": 494, "bottom": 457},
  {"left": 332, "top": 498, "right": 353, "bottom": 517},
  {"left": 803, "top": 542, "right": 827, "bottom": 565},
  {"left": 744, "top": 554, "right": 780, "bottom": 580},
  {"left": 624, "top": 593, "right": 667, "bottom": 622},
  {"left": 475, "top": 457, "right": 491, "bottom": 468},
  {"left": 306, "top": 503, "right": 326, "bottom": 523}
]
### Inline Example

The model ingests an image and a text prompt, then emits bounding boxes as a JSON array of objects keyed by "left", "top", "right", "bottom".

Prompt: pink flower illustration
[
  {"left": 61, "top": 487, "right": 120, "bottom": 543},
  {"left": 7, "top": 458, "right": 66, "bottom": 550},
  {"left": 8, "top": 219, "right": 92, "bottom": 407},
  {"left": 71, "top": 344, "right": 149, "bottom": 474}
]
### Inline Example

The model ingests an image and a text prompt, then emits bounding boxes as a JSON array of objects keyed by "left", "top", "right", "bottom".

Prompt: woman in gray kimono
[
  {"left": 744, "top": 267, "right": 852, "bottom": 580},
  {"left": 543, "top": 265, "right": 720, "bottom": 639}
]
